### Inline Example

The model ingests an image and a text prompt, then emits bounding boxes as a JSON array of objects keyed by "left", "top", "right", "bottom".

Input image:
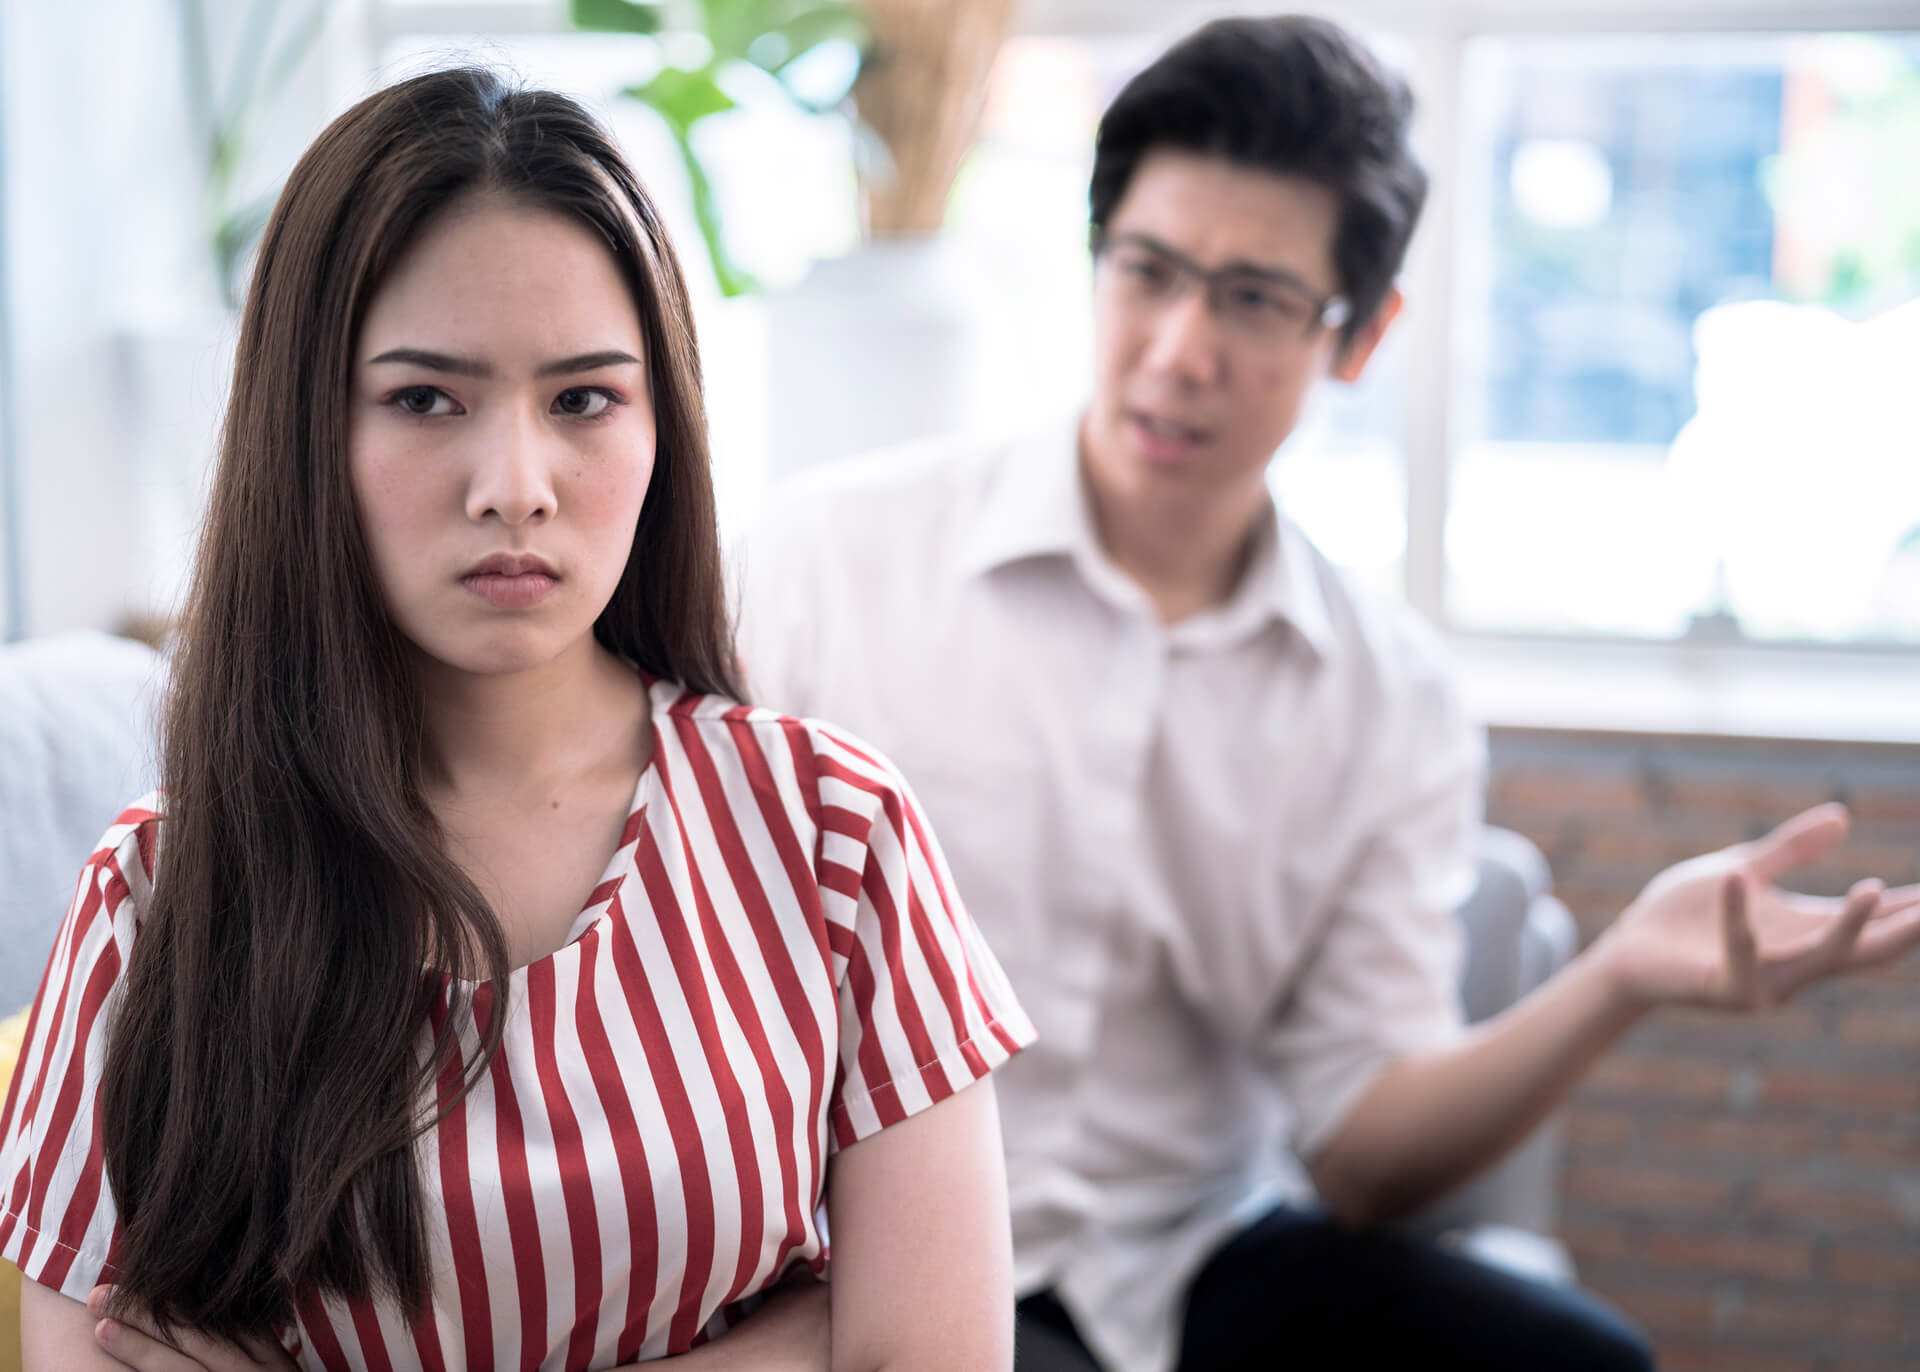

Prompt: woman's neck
[{"left": 416, "top": 637, "right": 650, "bottom": 798}]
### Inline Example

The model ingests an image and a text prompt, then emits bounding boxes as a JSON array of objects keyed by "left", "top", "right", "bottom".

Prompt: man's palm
[{"left": 1600, "top": 804, "right": 1920, "bottom": 1010}]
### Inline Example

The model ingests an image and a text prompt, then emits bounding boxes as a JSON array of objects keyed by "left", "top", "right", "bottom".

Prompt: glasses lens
[
  {"left": 1106, "top": 242, "right": 1183, "bottom": 299},
  {"left": 1215, "top": 275, "right": 1321, "bottom": 337}
]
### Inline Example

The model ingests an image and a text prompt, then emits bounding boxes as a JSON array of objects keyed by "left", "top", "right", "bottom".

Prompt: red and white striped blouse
[{"left": 0, "top": 679, "right": 1035, "bottom": 1369}]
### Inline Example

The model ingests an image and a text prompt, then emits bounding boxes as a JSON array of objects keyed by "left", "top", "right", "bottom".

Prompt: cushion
[{"left": 0, "top": 632, "right": 164, "bottom": 1012}]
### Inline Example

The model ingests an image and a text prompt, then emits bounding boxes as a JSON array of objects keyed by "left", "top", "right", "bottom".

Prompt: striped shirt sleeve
[
  {"left": 808, "top": 726, "right": 1036, "bottom": 1152},
  {"left": 0, "top": 800, "right": 156, "bottom": 1300}
]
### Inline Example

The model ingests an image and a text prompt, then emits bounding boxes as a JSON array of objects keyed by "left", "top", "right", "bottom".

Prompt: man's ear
[{"left": 1330, "top": 285, "right": 1403, "bottom": 383}]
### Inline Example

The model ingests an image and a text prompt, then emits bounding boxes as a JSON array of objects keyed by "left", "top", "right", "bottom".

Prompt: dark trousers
[{"left": 1014, "top": 1206, "right": 1655, "bottom": 1372}]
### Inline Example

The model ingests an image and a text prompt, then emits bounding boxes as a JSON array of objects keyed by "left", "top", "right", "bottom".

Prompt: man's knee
[{"left": 1491, "top": 1279, "right": 1656, "bottom": 1372}]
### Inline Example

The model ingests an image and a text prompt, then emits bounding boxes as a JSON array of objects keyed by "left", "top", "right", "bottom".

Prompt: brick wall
[{"left": 1486, "top": 728, "right": 1920, "bottom": 1372}]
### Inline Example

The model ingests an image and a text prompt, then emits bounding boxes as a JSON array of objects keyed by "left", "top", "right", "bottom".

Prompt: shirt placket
[{"left": 1062, "top": 611, "right": 1166, "bottom": 1042}]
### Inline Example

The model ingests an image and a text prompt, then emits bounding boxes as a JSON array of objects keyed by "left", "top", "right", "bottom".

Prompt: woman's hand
[
  {"left": 644, "top": 1275, "right": 830, "bottom": 1370},
  {"left": 87, "top": 1287, "right": 298, "bottom": 1372},
  {"left": 1594, "top": 802, "right": 1920, "bottom": 1011}
]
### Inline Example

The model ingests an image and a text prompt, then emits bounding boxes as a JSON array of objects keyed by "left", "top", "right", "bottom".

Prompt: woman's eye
[
  {"left": 393, "top": 385, "right": 453, "bottom": 416},
  {"left": 554, "top": 388, "right": 613, "bottom": 419}
]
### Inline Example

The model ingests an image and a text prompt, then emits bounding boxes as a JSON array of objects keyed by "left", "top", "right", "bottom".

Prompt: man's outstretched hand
[{"left": 1594, "top": 803, "right": 1920, "bottom": 1012}]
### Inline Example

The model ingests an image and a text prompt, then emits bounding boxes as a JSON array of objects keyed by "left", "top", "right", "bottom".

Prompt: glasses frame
[{"left": 1091, "top": 228, "right": 1353, "bottom": 344}]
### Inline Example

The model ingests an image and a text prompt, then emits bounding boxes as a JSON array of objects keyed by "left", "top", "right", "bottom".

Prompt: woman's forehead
[{"left": 359, "top": 194, "right": 645, "bottom": 368}]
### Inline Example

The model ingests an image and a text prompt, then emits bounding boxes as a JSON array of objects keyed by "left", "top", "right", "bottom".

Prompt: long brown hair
[{"left": 100, "top": 67, "right": 741, "bottom": 1340}]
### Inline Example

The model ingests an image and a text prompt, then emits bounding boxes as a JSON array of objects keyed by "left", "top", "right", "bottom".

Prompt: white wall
[{"left": 0, "top": 0, "right": 358, "bottom": 638}]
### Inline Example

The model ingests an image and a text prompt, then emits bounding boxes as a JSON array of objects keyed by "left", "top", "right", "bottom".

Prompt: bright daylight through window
[{"left": 1448, "top": 32, "right": 1920, "bottom": 646}]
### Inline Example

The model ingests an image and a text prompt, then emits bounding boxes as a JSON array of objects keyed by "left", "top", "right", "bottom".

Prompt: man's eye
[
  {"left": 1236, "top": 286, "right": 1317, "bottom": 326},
  {"left": 554, "top": 388, "right": 612, "bottom": 418},
  {"left": 1232, "top": 285, "right": 1290, "bottom": 315},
  {"left": 1119, "top": 254, "right": 1174, "bottom": 287}
]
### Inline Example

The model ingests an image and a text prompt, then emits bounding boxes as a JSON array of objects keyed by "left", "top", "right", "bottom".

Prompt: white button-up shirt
[{"left": 734, "top": 415, "right": 1483, "bottom": 1372}]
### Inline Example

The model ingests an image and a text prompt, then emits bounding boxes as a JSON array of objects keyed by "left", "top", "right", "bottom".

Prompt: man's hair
[{"left": 1089, "top": 15, "right": 1428, "bottom": 345}]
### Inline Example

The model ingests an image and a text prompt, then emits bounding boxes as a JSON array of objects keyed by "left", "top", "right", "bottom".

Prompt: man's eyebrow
[
  {"left": 1118, "top": 232, "right": 1320, "bottom": 293},
  {"left": 536, "top": 350, "right": 643, "bottom": 377},
  {"left": 364, "top": 348, "right": 644, "bottom": 378}
]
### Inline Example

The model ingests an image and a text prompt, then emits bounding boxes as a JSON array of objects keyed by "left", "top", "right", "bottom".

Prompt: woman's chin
[{"left": 410, "top": 625, "right": 592, "bottom": 682}]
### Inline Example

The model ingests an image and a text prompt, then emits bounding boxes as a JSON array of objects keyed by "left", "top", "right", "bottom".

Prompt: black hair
[{"left": 1089, "top": 15, "right": 1427, "bottom": 346}]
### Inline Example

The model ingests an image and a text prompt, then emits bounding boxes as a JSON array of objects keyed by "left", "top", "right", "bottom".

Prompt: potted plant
[
  {"left": 569, "top": 0, "right": 869, "bottom": 298},
  {"left": 575, "top": 0, "right": 1019, "bottom": 476},
  {"left": 180, "top": 0, "right": 329, "bottom": 309}
]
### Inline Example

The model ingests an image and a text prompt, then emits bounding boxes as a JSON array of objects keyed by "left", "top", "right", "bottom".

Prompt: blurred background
[
  {"left": 5, "top": 0, "right": 1919, "bottom": 654},
  {"left": 0, "top": 1, "right": 1914, "bottom": 1368}
]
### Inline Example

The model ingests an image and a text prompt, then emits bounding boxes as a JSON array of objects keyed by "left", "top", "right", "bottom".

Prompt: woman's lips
[{"left": 461, "top": 571, "right": 557, "bottom": 609}]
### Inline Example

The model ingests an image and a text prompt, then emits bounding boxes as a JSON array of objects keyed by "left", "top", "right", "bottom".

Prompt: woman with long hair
[{"left": 2, "top": 67, "right": 1031, "bottom": 1371}]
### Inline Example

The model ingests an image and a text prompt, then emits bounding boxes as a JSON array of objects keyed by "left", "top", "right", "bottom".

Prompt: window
[{"left": 1450, "top": 32, "right": 1920, "bottom": 645}]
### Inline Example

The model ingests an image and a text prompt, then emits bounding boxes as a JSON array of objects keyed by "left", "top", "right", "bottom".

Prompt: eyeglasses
[{"left": 1093, "top": 231, "right": 1351, "bottom": 345}]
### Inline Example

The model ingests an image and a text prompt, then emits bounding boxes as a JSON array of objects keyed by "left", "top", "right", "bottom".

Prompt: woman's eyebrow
[
  {"left": 367, "top": 347, "right": 490, "bottom": 377},
  {"left": 363, "top": 348, "right": 642, "bottom": 377},
  {"left": 536, "top": 350, "right": 643, "bottom": 377}
]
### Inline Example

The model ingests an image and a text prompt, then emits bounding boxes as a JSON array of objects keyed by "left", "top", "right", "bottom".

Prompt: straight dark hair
[
  {"left": 1088, "top": 14, "right": 1428, "bottom": 346},
  {"left": 100, "top": 66, "right": 740, "bottom": 1341}
]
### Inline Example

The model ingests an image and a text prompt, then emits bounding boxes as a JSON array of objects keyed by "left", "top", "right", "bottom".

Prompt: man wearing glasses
[{"left": 738, "top": 14, "right": 1917, "bottom": 1371}]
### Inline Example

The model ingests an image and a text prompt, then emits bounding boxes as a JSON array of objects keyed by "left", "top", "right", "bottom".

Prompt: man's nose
[{"left": 1142, "top": 285, "right": 1226, "bottom": 388}]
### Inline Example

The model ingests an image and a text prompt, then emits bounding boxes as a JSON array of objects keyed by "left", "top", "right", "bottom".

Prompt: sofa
[{"left": 1, "top": 631, "right": 166, "bottom": 1013}]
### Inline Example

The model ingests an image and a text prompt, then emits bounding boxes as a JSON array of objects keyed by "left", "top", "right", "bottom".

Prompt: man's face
[{"left": 1083, "top": 148, "right": 1395, "bottom": 510}]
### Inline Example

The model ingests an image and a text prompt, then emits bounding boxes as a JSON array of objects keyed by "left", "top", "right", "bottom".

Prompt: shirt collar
[
  {"left": 955, "top": 410, "right": 1095, "bottom": 576},
  {"left": 956, "top": 410, "right": 1338, "bottom": 661},
  {"left": 1193, "top": 500, "right": 1336, "bottom": 662}
]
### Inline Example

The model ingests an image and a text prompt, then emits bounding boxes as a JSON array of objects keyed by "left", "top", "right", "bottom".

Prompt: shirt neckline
[
  {"left": 451, "top": 672, "right": 671, "bottom": 985},
  {"left": 956, "top": 410, "right": 1337, "bottom": 659}
]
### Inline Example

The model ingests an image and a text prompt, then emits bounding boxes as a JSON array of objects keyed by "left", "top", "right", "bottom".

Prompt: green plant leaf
[
  {"left": 667, "top": 121, "right": 758, "bottom": 297},
  {"left": 626, "top": 66, "right": 737, "bottom": 133},
  {"left": 586, "top": 0, "right": 870, "bottom": 298},
  {"left": 763, "top": 1, "right": 864, "bottom": 73},
  {"left": 568, "top": 0, "right": 664, "bottom": 36},
  {"left": 214, "top": 193, "right": 277, "bottom": 309},
  {"left": 699, "top": 0, "right": 781, "bottom": 64}
]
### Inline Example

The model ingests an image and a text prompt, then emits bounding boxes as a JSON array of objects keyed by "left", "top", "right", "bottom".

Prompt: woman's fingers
[
  {"left": 90, "top": 1286, "right": 195, "bottom": 1371},
  {"left": 88, "top": 1285, "right": 292, "bottom": 1371},
  {"left": 93, "top": 1317, "right": 203, "bottom": 1372}
]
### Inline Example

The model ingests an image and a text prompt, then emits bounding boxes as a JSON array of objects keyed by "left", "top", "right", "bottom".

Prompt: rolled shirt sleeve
[
  {"left": 805, "top": 723, "right": 1037, "bottom": 1151},
  {"left": 0, "top": 801, "right": 158, "bottom": 1300}
]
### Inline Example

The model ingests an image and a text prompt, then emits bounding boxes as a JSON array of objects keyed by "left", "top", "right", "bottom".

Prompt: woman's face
[{"left": 348, "top": 191, "right": 656, "bottom": 680}]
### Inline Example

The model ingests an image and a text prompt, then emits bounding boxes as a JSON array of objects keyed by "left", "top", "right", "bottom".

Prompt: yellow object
[{"left": 1, "top": 1004, "right": 29, "bottom": 1372}]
